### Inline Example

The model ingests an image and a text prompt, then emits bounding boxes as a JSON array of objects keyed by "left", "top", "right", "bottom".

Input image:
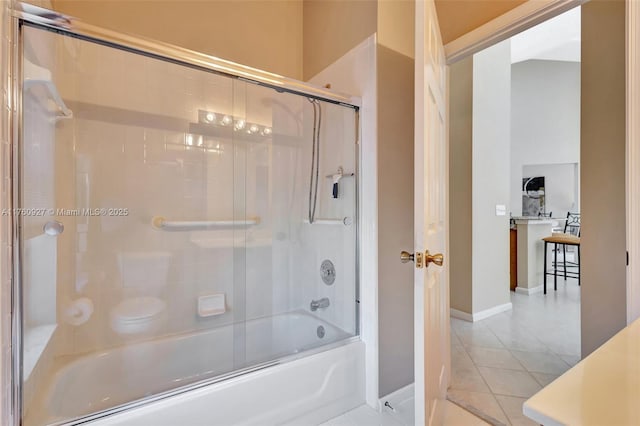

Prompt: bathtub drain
[{"left": 317, "top": 325, "right": 326, "bottom": 338}]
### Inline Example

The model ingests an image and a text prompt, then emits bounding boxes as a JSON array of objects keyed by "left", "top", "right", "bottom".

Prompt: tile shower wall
[{"left": 294, "top": 104, "right": 357, "bottom": 334}]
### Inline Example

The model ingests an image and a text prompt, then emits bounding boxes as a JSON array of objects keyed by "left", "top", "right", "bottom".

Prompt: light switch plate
[{"left": 495, "top": 204, "right": 507, "bottom": 216}]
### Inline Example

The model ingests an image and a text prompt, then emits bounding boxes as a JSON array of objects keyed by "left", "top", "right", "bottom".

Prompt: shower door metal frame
[
  {"left": 6, "top": 2, "right": 362, "bottom": 426},
  {"left": 12, "top": 3, "right": 361, "bottom": 108}
]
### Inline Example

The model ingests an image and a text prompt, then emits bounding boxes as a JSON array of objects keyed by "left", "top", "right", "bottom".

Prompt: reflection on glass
[{"left": 19, "top": 25, "right": 357, "bottom": 425}]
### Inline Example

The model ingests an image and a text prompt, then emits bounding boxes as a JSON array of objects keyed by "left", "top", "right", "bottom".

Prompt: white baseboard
[
  {"left": 450, "top": 303, "right": 513, "bottom": 322},
  {"left": 515, "top": 285, "right": 543, "bottom": 295},
  {"left": 450, "top": 308, "right": 474, "bottom": 322},
  {"left": 380, "top": 383, "right": 414, "bottom": 412},
  {"left": 473, "top": 302, "right": 512, "bottom": 321}
]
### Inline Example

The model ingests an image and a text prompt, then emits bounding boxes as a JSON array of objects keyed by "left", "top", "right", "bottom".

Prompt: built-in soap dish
[{"left": 198, "top": 293, "right": 226, "bottom": 318}]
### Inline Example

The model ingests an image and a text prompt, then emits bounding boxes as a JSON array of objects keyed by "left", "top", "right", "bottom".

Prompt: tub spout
[{"left": 310, "top": 297, "right": 330, "bottom": 312}]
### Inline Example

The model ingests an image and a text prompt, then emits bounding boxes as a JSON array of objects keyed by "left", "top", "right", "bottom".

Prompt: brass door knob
[
  {"left": 425, "top": 250, "right": 444, "bottom": 267},
  {"left": 401, "top": 251, "right": 424, "bottom": 268},
  {"left": 400, "top": 251, "right": 415, "bottom": 263}
]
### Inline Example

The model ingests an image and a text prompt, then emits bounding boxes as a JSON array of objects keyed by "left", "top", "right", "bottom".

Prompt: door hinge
[{"left": 627, "top": 251, "right": 630, "bottom": 266}]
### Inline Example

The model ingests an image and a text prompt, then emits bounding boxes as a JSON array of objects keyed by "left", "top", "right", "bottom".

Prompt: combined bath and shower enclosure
[{"left": 3, "top": 3, "right": 360, "bottom": 425}]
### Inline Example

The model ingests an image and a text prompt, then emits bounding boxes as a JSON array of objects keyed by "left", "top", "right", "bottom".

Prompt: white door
[{"left": 414, "top": 1, "right": 449, "bottom": 424}]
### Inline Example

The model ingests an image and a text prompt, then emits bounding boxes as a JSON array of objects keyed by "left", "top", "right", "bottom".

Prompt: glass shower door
[
  {"left": 17, "top": 20, "right": 358, "bottom": 426},
  {"left": 19, "top": 24, "right": 253, "bottom": 425},
  {"left": 238, "top": 85, "right": 358, "bottom": 367}
]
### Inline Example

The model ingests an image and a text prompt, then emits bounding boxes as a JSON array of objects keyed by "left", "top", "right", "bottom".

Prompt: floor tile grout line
[
  {"left": 489, "top": 335, "right": 562, "bottom": 394},
  {"left": 460, "top": 342, "right": 514, "bottom": 425},
  {"left": 470, "top": 325, "right": 538, "bottom": 378},
  {"left": 507, "top": 348, "right": 573, "bottom": 376},
  {"left": 465, "top": 346, "right": 527, "bottom": 372},
  {"left": 449, "top": 284, "right": 580, "bottom": 426},
  {"left": 456, "top": 325, "right": 537, "bottom": 424},
  {"left": 446, "top": 394, "right": 510, "bottom": 426},
  {"left": 450, "top": 364, "right": 534, "bottom": 425},
  {"left": 493, "top": 394, "right": 534, "bottom": 426},
  {"left": 495, "top": 395, "right": 527, "bottom": 426},
  {"left": 491, "top": 391, "right": 539, "bottom": 399}
]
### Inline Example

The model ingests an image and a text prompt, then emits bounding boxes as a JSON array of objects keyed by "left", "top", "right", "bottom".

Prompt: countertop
[{"left": 523, "top": 318, "right": 640, "bottom": 425}]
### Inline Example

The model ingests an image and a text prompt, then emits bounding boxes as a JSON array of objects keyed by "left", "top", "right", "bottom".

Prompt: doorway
[{"left": 447, "top": 7, "right": 581, "bottom": 425}]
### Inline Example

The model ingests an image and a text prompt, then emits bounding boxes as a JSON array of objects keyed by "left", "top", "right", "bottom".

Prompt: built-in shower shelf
[
  {"left": 152, "top": 216, "right": 260, "bottom": 231},
  {"left": 24, "top": 58, "right": 73, "bottom": 119}
]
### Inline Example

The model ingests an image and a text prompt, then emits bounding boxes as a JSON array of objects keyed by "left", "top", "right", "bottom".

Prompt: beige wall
[
  {"left": 378, "top": 0, "right": 415, "bottom": 58},
  {"left": 448, "top": 42, "right": 511, "bottom": 317},
  {"left": 41, "top": 1, "right": 543, "bottom": 98},
  {"left": 434, "top": 0, "right": 526, "bottom": 44},
  {"left": 376, "top": 0, "right": 415, "bottom": 398},
  {"left": 510, "top": 60, "right": 581, "bottom": 217},
  {"left": 302, "top": 0, "right": 377, "bottom": 80},
  {"left": 580, "top": 0, "right": 627, "bottom": 356},
  {"left": 376, "top": 44, "right": 415, "bottom": 397},
  {"left": 448, "top": 56, "right": 473, "bottom": 314},
  {"left": 471, "top": 40, "right": 511, "bottom": 313},
  {"left": 51, "top": 0, "right": 303, "bottom": 80}
]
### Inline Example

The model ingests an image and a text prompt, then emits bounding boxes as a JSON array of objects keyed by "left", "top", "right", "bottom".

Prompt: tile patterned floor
[
  {"left": 323, "top": 278, "right": 580, "bottom": 425},
  {"left": 449, "top": 278, "right": 580, "bottom": 425}
]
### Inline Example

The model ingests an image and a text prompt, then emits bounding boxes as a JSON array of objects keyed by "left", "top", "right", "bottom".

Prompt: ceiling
[
  {"left": 434, "top": 0, "right": 527, "bottom": 44},
  {"left": 510, "top": 6, "right": 581, "bottom": 63}
]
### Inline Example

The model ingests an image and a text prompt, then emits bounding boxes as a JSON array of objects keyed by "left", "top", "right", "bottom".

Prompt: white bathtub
[{"left": 28, "top": 311, "right": 364, "bottom": 426}]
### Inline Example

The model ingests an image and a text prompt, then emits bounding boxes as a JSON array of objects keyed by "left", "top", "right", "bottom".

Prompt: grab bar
[
  {"left": 303, "top": 217, "right": 352, "bottom": 226},
  {"left": 23, "top": 58, "right": 73, "bottom": 119},
  {"left": 152, "top": 216, "right": 260, "bottom": 231}
]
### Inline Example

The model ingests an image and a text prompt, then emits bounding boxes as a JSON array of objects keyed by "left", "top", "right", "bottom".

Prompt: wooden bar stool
[{"left": 543, "top": 234, "right": 580, "bottom": 294}]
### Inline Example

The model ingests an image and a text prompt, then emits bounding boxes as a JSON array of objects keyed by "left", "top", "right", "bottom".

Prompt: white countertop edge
[
  {"left": 522, "top": 318, "right": 640, "bottom": 425},
  {"left": 523, "top": 401, "right": 565, "bottom": 426}
]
